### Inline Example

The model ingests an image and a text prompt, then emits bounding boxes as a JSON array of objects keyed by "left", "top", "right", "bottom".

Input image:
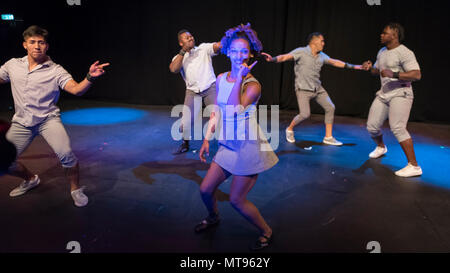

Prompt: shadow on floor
[{"left": 132, "top": 154, "right": 230, "bottom": 202}]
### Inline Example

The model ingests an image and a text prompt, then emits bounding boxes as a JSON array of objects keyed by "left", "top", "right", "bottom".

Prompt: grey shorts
[{"left": 6, "top": 115, "right": 78, "bottom": 168}]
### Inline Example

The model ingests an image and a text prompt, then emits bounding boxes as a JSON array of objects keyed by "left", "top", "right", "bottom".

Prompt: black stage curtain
[{"left": 0, "top": 0, "right": 449, "bottom": 122}]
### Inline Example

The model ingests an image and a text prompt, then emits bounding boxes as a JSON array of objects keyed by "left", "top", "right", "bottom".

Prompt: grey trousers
[
  {"left": 291, "top": 86, "right": 336, "bottom": 126},
  {"left": 182, "top": 82, "right": 217, "bottom": 140},
  {"left": 367, "top": 89, "right": 413, "bottom": 143},
  {"left": 6, "top": 115, "right": 78, "bottom": 168}
]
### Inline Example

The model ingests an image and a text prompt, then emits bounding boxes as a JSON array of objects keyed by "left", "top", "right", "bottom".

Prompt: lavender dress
[{"left": 212, "top": 74, "right": 279, "bottom": 175}]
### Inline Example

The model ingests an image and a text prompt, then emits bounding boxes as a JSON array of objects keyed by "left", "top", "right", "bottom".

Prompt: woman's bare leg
[{"left": 229, "top": 175, "right": 272, "bottom": 240}]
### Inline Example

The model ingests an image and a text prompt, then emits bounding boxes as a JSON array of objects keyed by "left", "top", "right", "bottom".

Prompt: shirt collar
[
  {"left": 306, "top": 45, "right": 322, "bottom": 57},
  {"left": 21, "top": 55, "right": 54, "bottom": 68},
  {"left": 188, "top": 46, "right": 199, "bottom": 54}
]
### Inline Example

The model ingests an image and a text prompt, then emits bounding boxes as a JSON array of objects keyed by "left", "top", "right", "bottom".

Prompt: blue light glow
[{"left": 61, "top": 107, "right": 146, "bottom": 126}]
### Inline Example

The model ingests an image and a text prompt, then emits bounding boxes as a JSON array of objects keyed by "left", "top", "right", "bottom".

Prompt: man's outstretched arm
[
  {"left": 326, "top": 58, "right": 366, "bottom": 70},
  {"left": 261, "top": 52, "right": 294, "bottom": 63},
  {"left": 64, "top": 61, "right": 109, "bottom": 96}
]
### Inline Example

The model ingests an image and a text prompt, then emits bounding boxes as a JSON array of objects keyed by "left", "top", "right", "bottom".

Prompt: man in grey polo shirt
[
  {"left": 0, "top": 25, "right": 109, "bottom": 206},
  {"left": 262, "top": 32, "right": 366, "bottom": 145},
  {"left": 169, "top": 29, "right": 221, "bottom": 154},
  {"left": 362, "top": 23, "right": 422, "bottom": 177}
]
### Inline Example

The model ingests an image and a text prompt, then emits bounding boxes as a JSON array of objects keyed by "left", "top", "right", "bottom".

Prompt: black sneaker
[
  {"left": 194, "top": 215, "right": 221, "bottom": 233},
  {"left": 250, "top": 234, "right": 273, "bottom": 251},
  {"left": 173, "top": 141, "right": 189, "bottom": 155}
]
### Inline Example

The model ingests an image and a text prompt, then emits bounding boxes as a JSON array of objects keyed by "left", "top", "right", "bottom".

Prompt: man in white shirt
[
  {"left": 169, "top": 30, "right": 221, "bottom": 154},
  {"left": 363, "top": 23, "right": 422, "bottom": 177}
]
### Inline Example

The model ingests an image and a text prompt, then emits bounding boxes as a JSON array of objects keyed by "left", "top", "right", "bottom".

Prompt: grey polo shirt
[
  {"left": 0, "top": 56, "right": 73, "bottom": 127},
  {"left": 289, "top": 45, "right": 330, "bottom": 91}
]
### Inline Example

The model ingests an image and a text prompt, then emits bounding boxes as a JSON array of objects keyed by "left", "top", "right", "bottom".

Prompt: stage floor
[{"left": 0, "top": 99, "right": 449, "bottom": 253}]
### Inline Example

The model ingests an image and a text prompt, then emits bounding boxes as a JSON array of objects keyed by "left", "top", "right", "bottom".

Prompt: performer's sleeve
[
  {"left": 400, "top": 49, "right": 420, "bottom": 72},
  {"left": 321, "top": 52, "right": 331, "bottom": 64},
  {"left": 0, "top": 60, "right": 11, "bottom": 83},
  {"left": 289, "top": 47, "right": 303, "bottom": 61},
  {"left": 55, "top": 65, "right": 74, "bottom": 90},
  {"left": 373, "top": 48, "right": 384, "bottom": 70},
  {"left": 202, "top": 43, "right": 216, "bottom": 56}
]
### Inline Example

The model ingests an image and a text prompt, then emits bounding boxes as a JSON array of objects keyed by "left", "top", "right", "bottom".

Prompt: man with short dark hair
[
  {"left": 262, "top": 33, "right": 366, "bottom": 145},
  {"left": 362, "top": 23, "right": 422, "bottom": 177},
  {"left": 169, "top": 30, "right": 221, "bottom": 154},
  {"left": 0, "top": 25, "right": 109, "bottom": 206}
]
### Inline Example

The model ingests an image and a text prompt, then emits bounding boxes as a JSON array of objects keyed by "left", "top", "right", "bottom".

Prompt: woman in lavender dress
[{"left": 196, "top": 23, "right": 278, "bottom": 251}]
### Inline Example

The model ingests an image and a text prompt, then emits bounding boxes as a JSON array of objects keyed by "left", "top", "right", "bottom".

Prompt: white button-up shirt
[
  {"left": 172, "top": 43, "right": 217, "bottom": 93},
  {"left": 0, "top": 56, "right": 73, "bottom": 127}
]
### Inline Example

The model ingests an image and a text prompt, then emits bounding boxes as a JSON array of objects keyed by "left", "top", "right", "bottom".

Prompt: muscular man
[
  {"left": 363, "top": 23, "right": 422, "bottom": 177},
  {"left": 169, "top": 30, "right": 221, "bottom": 154},
  {"left": 0, "top": 25, "right": 109, "bottom": 206},
  {"left": 262, "top": 32, "right": 365, "bottom": 145}
]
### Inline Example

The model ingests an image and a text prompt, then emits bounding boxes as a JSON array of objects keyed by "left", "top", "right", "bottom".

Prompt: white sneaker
[
  {"left": 9, "top": 175, "right": 40, "bottom": 197},
  {"left": 395, "top": 164, "right": 423, "bottom": 177},
  {"left": 323, "top": 137, "right": 343, "bottom": 146},
  {"left": 286, "top": 129, "right": 295, "bottom": 143},
  {"left": 71, "top": 187, "right": 89, "bottom": 207},
  {"left": 369, "top": 146, "right": 388, "bottom": 159}
]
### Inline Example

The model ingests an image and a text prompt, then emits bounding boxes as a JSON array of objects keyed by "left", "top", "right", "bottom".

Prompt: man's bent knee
[
  {"left": 59, "top": 151, "right": 78, "bottom": 168},
  {"left": 391, "top": 127, "right": 411, "bottom": 143},
  {"left": 367, "top": 124, "right": 382, "bottom": 138}
]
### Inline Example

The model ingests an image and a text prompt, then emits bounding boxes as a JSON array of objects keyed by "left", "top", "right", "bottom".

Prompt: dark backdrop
[{"left": 1, "top": 0, "right": 449, "bottom": 122}]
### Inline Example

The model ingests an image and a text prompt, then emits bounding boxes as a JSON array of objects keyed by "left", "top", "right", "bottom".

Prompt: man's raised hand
[
  {"left": 89, "top": 61, "right": 110, "bottom": 78},
  {"left": 260, "top": 52, "right": 273, "bottom": 62},
  {"left": 362, "top": 60, "right": 373, "bottom": 71}
]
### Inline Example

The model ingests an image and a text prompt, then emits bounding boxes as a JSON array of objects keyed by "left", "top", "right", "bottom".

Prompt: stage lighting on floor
[{"left": 61, "top": 107, "right": 147, "bottom": 126}]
